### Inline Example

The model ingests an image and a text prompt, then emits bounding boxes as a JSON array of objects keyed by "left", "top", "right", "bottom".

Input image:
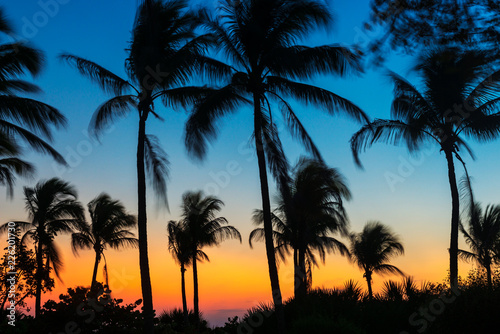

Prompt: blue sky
[{"left": 2, "top": 0, "right": 500, "bottom": 325}]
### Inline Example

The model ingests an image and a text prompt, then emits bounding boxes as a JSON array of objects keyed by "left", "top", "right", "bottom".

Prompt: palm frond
[
  {"left": 0, "top": 157, "right": 35, "bottom": 198},
  {"left": 0, "top": 120, "right": 66, "bottom": 164},
  {"left": 144, "top": 134, "right": 170, "bottom": 210},
  {"left": 266, "top": 76, "right": 368, "bottom": 123},
  {"left": 59, "top": 53, "right": 132, "bottom": 96},
  {"left": 185, "top": 84, "right": 250, "bottom": 160},
  {"left": 90, "top": 95, "right": 137, "bottom": 138},
  {"left": 0, "top": 95, "right": 66, "bottom": 139}
]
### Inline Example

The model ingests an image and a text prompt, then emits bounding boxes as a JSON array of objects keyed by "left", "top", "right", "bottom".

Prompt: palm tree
[
  {"left": 177, "top": 191, "right": 241, "bottom": 324},
  {"left": 0, "top": 8, "right": 66, "bottom": 196},
  {"left": 459, "top": 204, "right": 500, "bottom": 289},
  {"left": 60, "top": 1, "right": 216, "bottom": 331},
  {"left": 0, "top": 178, "right": 84, "bottom": 317},
  {"left": 185, "top": 2, "right": 367, "bottom": 329},
  {"left": 350, "top": 222, "right": 404, "bottom": 299},
  {"left": 167, "top": 220, "right": 208, "bottom": 326},
  {"left": 250, "top": 158, "right": 351, "bottom": 298},
  {"left": 71, "top": 193, "right": 138, "bottom": 294},
  {"left": 458, "top": 175, "right": 500, "bottom": 289},
  {"left": 350, "top": 48, "right": 500, "bottom": 289}
]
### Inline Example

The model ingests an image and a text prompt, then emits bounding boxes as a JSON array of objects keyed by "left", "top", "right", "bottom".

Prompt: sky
[{"left": 1, "top": 0, "right": 500, "bottom": 327}]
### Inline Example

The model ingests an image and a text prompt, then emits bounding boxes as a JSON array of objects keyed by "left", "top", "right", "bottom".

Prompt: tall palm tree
[
  {"left": 350, "top": 222, "right": 404, "bottom": 299},
  {"left": 458, "top": 175, "right": 500, "bottom": 289},
  {"left": 167, "top": 220, "right": 208, "bottom": 326},
  {"left": 177, "top": 191, "right": 241, "bottom": 324},
  {"left": 0, "top": 8, "right": 66, "bottom": 197},
  {"left": 60, "top": 1, "right": 217, "bottom": 331},
  {"left": 250, "top": 158, "right": 351, "bottom": 298},
  {"left": 350, "top": 48, "right": 500, "bottom": 289},
  {"left": 0, "top": 178, "right": 84, "bottom": 317},
  {"left": 71, "top": 193, "right": 138, "bottom": 293},
  {"left": 185, "top": 1, "right": 367, "bottom": 329}
]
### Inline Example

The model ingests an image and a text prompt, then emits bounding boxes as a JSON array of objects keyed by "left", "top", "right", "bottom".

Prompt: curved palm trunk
[
  {"left": 445, "top": 149, "right": 460, "bottom": 290},
  {"left": 253, "top": 94, "right": 286, "bottom": 334},
  {"left": 180, "top": 264, "right": 189, "bottom": 326},
  {"left": 35, "top": 241, "right": 43, "bottom": 318},
  {"left": 90, "top": 251, "right": 101, "bottom": 293},
  {"left": 192, "top": 250, "right": 200, "bottom": 326},
  {"left": 137, "top": 113, "right": 154, "bottom": 334}
]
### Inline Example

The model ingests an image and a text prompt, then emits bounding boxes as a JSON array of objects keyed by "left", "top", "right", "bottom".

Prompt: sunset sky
[{"left": 1, "top": 0, "right": 498, "bottom": 326}]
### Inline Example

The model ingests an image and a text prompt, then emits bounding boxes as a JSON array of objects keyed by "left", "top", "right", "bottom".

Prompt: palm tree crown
[
  {"left": 71, "top": 193, "right": 138, "bottom": 293},
  {"left": 350, "top": 47, "right": 500, "bottom": 289},
  {"left": 350, "top": 221, "right": 404, "bottom": 299}
]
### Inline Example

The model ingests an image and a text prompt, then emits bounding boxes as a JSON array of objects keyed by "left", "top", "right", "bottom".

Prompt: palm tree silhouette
[
  {"left": 0, "top": 178, "right": 84, "bottom": 317},
  {"left": 71, "top": 193, "right": 138, "bottom": 294},
  {"left": 351, "top": 48, "right": 500, "bottom": 289},
  {"left": 458, "top": 176, "right": 500, "bottom": 289},
  {"left": 0, "top": 8, "right": 66, "bottom": 197},
  {"left": 60, "top": 1, "right": 215, "bottom": 330},
  {"left": 176, "top": 191, "right": 241, "bottom": 324},
  {"left": 167, "top": 220, "right": 208, "bottom": 326},
  {"left": 185, "top": 1, "right": 367, "bottom": 329},
  {"left": 350, "top": 222, "right": 404, "bottom": 299},
  {"left": 250, "top": 158, "right": 351, "bottom": 298}
]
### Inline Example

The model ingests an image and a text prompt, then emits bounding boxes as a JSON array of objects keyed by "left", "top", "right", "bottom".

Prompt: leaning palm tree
[
  {"left": 185, "top": 2, "right": 367, "bottom": 329},
  {"left": 0, "top": 178, "right": 84, "bottom": 317},
  {"left": 71, "top": 193, "right": 138, "bottom": 294},
  {"left": 60, "top": 1, "right": 216, "bottom": 330},
  {"left": 167, "top": 220, "right": 208, "bottom": 326},
  {"left": 0, "top": 8, "right": 66, "bottom": 196},
  {"left": 350, "top": 222, "right": 404, "bottom": 299},
  {"left": 250, "top": 158, "right": 351, "bottom": 298},
  {"left": 177, "top": 191, "right": 241, "bottom": 324},
  {"left": 351, "top": 47, "right": 500, "bottom": 289}
]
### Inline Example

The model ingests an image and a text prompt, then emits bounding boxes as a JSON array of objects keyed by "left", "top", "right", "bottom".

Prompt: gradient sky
[{"left": 1, "top": 0, "right": 499, "bottom": 326}]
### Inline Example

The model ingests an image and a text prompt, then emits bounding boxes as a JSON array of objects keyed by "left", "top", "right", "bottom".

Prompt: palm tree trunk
[
  {"left": 293, "top": 248, "right": 300, "bottom": 298},
  {"left": 90, "top": 251, "right": 101, "bottom": 293},
  {"left": 365, "top": 271, "right": 373, "bottom": 300},
  {"left": 192, "top": 250, "right": 200, "bottom": 326},
  {"left": 486, "top": 262, "right": 492, "bottom": 290},
  {"left": 297, "top": 247, "right": 307, "bottom": 298},
  {"left": 137, "top": 113, "right": 154, "bottom": 334},
  {"left": 35, "top": 240, "right": 43, "bottom": 317},
  {"left": 253, "top": 93, "right": 286, "bottom": 334},
  {"left": 181, "top": 264, "right": 189, "bottom": 326},
  {"left": 445, "top": 149, "right": 460, "bottom": 290}
]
